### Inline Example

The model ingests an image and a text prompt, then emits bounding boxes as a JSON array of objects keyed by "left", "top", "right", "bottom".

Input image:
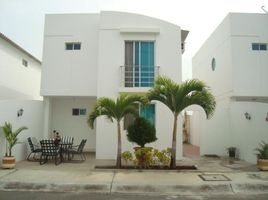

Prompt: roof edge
[{"left": 0, "top": 32, "right": 41, "bottom": 64}]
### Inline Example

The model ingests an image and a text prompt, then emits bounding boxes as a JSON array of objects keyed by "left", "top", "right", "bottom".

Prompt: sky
[{"left": 0, "top": 0, "right": 267, "bottom": 79}]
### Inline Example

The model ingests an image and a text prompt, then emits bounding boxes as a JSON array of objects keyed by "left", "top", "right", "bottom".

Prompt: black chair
[
  {"left": 67, "top": 139, "right": 87, "bottom": 161},
  {"left": 27, "top": 137, "right": 42, "bottom": 161},
  {"left": 40, "top": 139, "right": 61, "bottom": 165}
]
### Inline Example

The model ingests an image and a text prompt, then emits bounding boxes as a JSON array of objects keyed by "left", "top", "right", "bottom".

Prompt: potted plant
[
  {"left": 227, "top": 147, "right": 236, "bottom": 158},
  {"left": 255, "top": 141, "right": 268, "bottom": 171},
  {"left": 1, "top": 122, "right": 28, "bottom": 169},
  {"left": 126, "top": 117, "right": 157, "bottom": 167}
]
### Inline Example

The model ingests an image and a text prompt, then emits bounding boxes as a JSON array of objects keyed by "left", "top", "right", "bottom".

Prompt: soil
[{"left": 95, "top": 165, "right": 197, "bottom": 170}]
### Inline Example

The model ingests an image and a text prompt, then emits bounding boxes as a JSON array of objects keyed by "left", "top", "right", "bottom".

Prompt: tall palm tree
[
  {"left": 87, "top": 94, "right": 144, "bottom": 168},
  {"left": 147, "top": 76, "right": 216, "bottom": 168}
]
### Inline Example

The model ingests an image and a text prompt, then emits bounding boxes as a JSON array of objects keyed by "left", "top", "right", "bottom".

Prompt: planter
[
  {"left": 2, "top": 156, "right": 16, "bottom": 169},
  {"left": 227, "top": 147, "right": 236, "bottom": 158},
  {"left": 257, "top": 159, "right": 268, "bottom": 171},
  {"left": 228, "top": 150, "right": 236, "bottom": 158}
]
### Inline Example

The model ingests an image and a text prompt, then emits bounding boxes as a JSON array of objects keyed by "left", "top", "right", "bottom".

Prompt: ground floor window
[{"left": 124, "top": 104, "right": 155, "bottom": 130}]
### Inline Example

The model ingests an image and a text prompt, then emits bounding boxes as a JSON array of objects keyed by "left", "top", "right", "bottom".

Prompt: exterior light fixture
[
  {"left": 244, "top": 112, "right": 251, "bottom": 120},
  {"left": 17, "top": 108, "right": 24, "bottom": 117},
  {"left": 266, "top": 113, "right": 268, "bottom": 122}
]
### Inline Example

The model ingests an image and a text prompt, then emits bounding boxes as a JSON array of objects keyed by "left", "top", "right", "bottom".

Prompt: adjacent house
[
  {"left": 0, "top": 32, "right": 42, "bottom": 100},
  {"left": 0, "top": 32, "right": 43, "bottom": 161},
  {"left": 192, "top": 13, "right": 268, "bottom": 163},
  {"left": 41, "top": 11, "right": 189, "bottom": 160}
]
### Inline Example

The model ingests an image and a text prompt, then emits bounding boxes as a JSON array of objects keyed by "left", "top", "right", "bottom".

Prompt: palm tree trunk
[
  {"left": 170, "top": 114, "right": 178, "bottom": 169},
  {"left": 116, "top": 121, "right": 122, "bottom": 168}
]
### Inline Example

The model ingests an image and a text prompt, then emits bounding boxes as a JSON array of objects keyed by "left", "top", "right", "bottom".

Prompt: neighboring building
[
  {"left": 0, "top": 32, "right": 43, "bottom": 162},
  {"left": 0, "top": 32, "right": 42, "bottom": 100},
  {"left": 192, "top": 13, "right": 268, "bottom": 163},
  {"left": 41, "top": 11, "right": 188, "bottom": 159}
]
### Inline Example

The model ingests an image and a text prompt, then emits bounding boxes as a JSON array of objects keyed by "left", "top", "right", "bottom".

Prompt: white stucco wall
[
  {"left": 41, "top": 14, "right": 99, "bottom": 97},
  {"left": 230, "top": 102, "right": 268, "bottom": 163},
  {"left": 50, "top": 97, "right": 96, "bottom": 151},
  {"left": 0, "top": 37, "right": 41, "bottom": 100},
  {"left": 0, "top": 100, "right": 44, "bottom": 162},
  {"left": 95, "top": 11, "right": 183, "bottom": 160}
]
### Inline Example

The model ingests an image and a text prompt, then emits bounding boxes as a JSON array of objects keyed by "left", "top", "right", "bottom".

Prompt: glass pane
[
  {"left": 252, "top": 43, "right": 259, "bottom": 50},
  {"left": 140, "top": 42, "right": 154, "bottom": 87},
  {"left": 125, "top": 42, "right": 134, "bottom": 87},
  {"left": 72, "top": 108, "right": 79, "bottom": 116},
  {"left": 66, "top": 43, "right": 73, "bottom": 50},
  {"left": 134, "top": 42, "right": 140, "bottom": 87},
  {"left": 73, "top": 43, "right": 81, "bottom": 50},
  {"left": 260, "top": 44, "right": 267, "bottom": 51},
  {"left": 140, "top": 104, "right": 155, "bottom": 125}
]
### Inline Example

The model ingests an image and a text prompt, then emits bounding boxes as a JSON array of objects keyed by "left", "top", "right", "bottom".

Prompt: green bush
[
  {"left": 255, "top": 141, "right": 268, "bottom": 159},
  {"left": 122, "top": 151, "right": 133, "bottom": 164},
  {"left": 127, "top": 117, "right": 157, "bottom": 147}
]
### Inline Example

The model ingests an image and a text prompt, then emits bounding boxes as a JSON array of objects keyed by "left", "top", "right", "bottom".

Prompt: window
[
  {"left": 22, "top": 59, "right": 28, "bottom": 67},
  {"left": 211, "top": 58, "right": 216, "bottom": 71},
  {"left": 65, "top": 42, "right": 81, "bottom": 50},
  {"left": 252, "top": 43, "right": 267, "bottom": 51},
  {"left": 72, "top": 108, "right": 86, "bottom": 116},
  {"left": 124, "top": 104, "right": 155, "bottom": 129},
  {"left": 125, "top": 41, "right": 155, "bottom": 87},
  {"left": 72, "top": 108, "right": 79, "bottom": 116}
]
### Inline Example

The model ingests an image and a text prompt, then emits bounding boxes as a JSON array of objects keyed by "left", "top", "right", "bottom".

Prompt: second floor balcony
[{"left": 120, "top": 65, "right": 160, "bottom": 88}]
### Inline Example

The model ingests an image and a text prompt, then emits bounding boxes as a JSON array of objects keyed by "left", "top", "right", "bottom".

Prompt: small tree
[
  {"left": 127, "top": 117, "right": 157, "bottom": 147},
  {"left": 1, "top": 122, "right": 28, "bottom": 157}
]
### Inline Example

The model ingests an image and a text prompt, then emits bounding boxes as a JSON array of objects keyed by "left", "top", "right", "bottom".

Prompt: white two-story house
[
  {"left": 0, "top": 32, "right": 43, "bottom": 162},
  {"left": 41, "top": 11, "right": 188, "bottom": 160},
  {"left": 192, "top": 13, "right": 268, "bottom": 163}
]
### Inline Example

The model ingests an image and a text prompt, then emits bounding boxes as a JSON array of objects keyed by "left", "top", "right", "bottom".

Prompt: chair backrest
[
  {"left": 61, "top": 137, "right": 74, "bottom": 144},
  {"left": 40, "top": 139, "right": 59, "bottom": 156},
  {"left": 27, "top": 137, "right": 35, "bottom": 152},
  {"left": 77, "top": 139, "right": 87, "bottom": 153},
  {"left": 27, "top": 137, "right": 41, "bottom": 151}
]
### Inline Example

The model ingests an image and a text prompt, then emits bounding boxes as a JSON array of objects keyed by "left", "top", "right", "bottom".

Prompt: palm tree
[
  {"left": 2, "top": 122, "right": 28, "bottom": 157},
  {"left": 147, "top": 76, "right": 216, "bottom": 168},
  {"left": 87, "top": 94, "right": 144, "bottom": 168}
]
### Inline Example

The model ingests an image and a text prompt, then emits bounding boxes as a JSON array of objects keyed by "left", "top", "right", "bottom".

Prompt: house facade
[
  {"left": 192, "top": 13, "right": 268, "bottom": 163},
  {"left": 0, "top": 32, "right": 43, "bottom": 162},
  {"left": 41, "top": 11, "right": 188, "bottom": 160}
]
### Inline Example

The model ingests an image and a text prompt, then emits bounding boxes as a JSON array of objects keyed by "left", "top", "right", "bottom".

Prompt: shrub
[
  {"left": 255, "top": 141, "right": 268, "bottom": 159},
  {"left": 127, "top": 117, "right": 157, "bottom": 147},
  {"left": 122, "top": 151, "right": 133, "bottom": 164}
]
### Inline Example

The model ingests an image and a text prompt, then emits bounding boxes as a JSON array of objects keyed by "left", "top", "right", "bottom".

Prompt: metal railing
[{"left": 120, "top": 65, "right": 160, "bottom": 87}]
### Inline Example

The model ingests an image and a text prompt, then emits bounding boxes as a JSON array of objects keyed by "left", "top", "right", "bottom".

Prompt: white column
[{"left": 43, "top": 97, "right": 52, "bottom": 138}]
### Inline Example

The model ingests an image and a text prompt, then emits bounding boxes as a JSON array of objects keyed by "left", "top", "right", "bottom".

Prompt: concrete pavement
[{"left": 0, "top": 154, "right": 268, "bottom": 195}]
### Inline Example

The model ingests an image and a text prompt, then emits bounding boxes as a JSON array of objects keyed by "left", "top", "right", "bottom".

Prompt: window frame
[{"left": 65, "top": 42, "right": 81, "bottom": 50}]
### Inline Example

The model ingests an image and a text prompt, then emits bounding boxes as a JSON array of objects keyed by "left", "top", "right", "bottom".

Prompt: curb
[{"left": 0, "top": 181, "right": 111, "bottom": 193}]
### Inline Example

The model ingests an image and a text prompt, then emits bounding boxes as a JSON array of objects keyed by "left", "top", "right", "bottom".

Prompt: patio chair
[
  {"left": 27, "top": 137, "right": 42, "bottom": 161},
  {"left": 39, "top": 139, "right": 61, "bottom": 165},
  {"left": 66, "top": 139, "right": 87, "bottom": 161},
  {"left": 60, "top": 136, "right": 74, "bottom": 159}
]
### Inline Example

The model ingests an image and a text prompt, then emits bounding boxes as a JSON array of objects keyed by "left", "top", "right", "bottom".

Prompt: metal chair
[
  {"left": 39, "top": 139, "right": 61, "bottom": 165},
  {"left": 67, "top": 139, "right": 87, "bottom": 161},
  {"left": 27, "top": 137, "right": 42, "bottom": 161}
]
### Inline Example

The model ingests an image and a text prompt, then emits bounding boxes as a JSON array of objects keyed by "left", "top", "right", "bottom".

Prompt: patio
[{"left": 16, "top": 152, "right": 258, "bottom": 172}]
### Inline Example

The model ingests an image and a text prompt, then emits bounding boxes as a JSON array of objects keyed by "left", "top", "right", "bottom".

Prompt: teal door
[{"left": 140, "top": 104, "right": 155, "bottom": 125}]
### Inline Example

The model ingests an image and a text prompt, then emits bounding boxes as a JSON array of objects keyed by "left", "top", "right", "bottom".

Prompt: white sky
[{"left": 0, "top": 0, "right": 267, "bottom": 79}]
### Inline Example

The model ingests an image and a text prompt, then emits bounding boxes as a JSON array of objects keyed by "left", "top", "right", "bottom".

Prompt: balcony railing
[{"left": 120, "top": 65, "right": 160, "bottom": 88}]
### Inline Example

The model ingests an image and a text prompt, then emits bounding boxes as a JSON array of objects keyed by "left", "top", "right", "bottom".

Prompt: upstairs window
[
  {"left": 65, "top": 42, "right": 81, "bottom": 50},
  {"left": 22, "top": 59, "right": 28, "bottom": 67},
  {"left": 252, "top": 43, "right": 267, "bottom": 51}
]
